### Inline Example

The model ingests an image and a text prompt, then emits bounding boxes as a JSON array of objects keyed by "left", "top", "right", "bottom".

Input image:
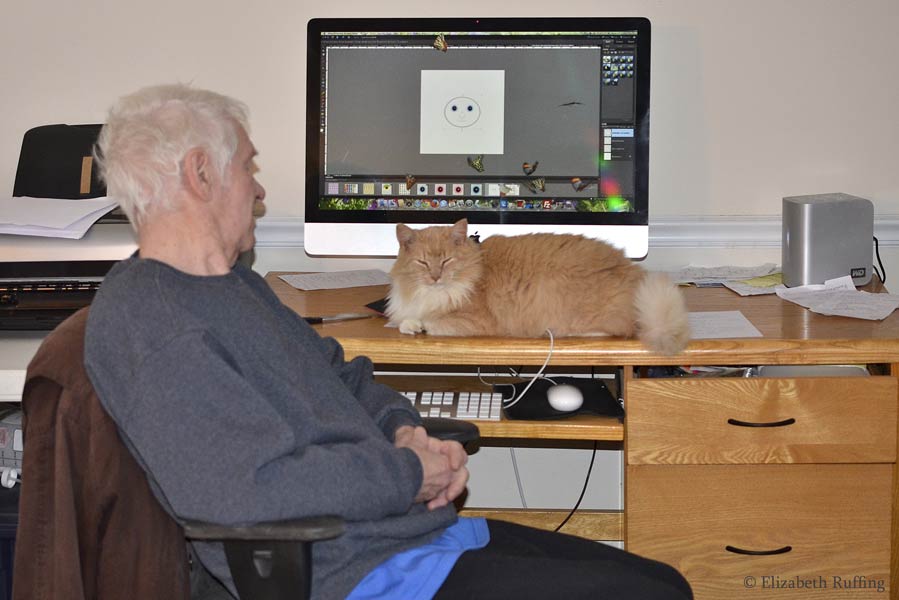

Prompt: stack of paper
[
  {"left": 775, "top": 275, "right": 899, "bottom": 320},
  {"left": 669, "top": 264, "right": 780, "bottom": 287},
  {"left": 0, "top": 196, "right": 119, "bottom": 239}
]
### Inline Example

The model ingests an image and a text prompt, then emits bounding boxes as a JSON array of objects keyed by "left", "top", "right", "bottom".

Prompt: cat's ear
[
  {"left": 451, "top": 219, "right": 468, "bottom": 246},
  {"left": 396, "top": 223, "right": 415, "bottom": 249}
]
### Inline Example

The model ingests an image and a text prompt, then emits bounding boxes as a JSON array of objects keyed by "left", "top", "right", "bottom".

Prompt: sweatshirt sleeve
[
  {"left": 289, "top": 322, "right": 420, "bottom": 439},
  {"left": 114, "top": 330, "right": 423, "bottom": 526},
  {"left": 266, "top": 282, "right": 420, "bottom": 439}
]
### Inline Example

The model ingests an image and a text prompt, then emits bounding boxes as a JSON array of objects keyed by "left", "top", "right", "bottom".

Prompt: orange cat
[{"left": 386, "top": 219, "right": 690, "bottom": 354}]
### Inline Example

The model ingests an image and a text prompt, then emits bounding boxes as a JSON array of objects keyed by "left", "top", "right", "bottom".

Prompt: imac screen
[{"left": 305, "top": 17, "right": 650, "bottom": 257}]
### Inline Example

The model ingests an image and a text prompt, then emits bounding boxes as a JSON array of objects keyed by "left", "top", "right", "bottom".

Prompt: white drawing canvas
[{"left": 419, "top": 70, "right": 505, "bottom": 155}]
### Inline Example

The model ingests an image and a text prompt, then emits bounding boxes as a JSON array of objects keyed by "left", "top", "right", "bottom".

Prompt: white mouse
[{"left": 546, "top": 384, "right": 584, "bottom": 412}]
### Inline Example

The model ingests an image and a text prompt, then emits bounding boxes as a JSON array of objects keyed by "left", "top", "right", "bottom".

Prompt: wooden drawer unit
[
  {"left": 625, "top": 373, "right": 897, "bottom": 598},
  {"left": 627, "top": 376, "right": 897, "bottom": 464},
  {"left": 627, "top": 464, "right": 891, "bottom": 599}
]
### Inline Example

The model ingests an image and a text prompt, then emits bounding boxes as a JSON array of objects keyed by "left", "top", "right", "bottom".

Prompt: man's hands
[{"left": 394, "top": 425, "right": 469, "bottom": 510}]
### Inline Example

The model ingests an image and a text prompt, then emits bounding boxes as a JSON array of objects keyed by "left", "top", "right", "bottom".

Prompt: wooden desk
[{"left": 268, "top": 273, "right": 899, "bottom": 599}]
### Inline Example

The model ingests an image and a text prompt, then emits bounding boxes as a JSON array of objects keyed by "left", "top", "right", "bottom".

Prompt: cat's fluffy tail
[{"left": 634, "top": 271, "right": 690, "bottom": 355}]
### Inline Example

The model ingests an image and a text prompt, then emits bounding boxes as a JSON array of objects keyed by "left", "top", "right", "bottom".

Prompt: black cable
[
  {"left": 873, "top": 236, "right": 886, "bottom": 284},
  {"left": 554, "top": 441, "right": 598, "bottom": 532}
]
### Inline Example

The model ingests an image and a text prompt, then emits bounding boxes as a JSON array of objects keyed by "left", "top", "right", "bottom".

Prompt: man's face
[{"left": 216, "top": 124, "right": 266, "bottom": 256}]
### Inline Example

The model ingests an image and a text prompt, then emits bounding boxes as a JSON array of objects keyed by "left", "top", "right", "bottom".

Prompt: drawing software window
[{"left": 318, "top": 31, "right": 640, "bottom": 212}]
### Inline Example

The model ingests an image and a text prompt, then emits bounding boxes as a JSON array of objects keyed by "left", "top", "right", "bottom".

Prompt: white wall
[
  {"left": 3, "top": 0, "right": 897, "bottom": 219},
  {"left": 3, "top": 0, "right": 898, "bottom": 520}
]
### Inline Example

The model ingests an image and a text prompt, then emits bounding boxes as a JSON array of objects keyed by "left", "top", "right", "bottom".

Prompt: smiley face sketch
[{"left": 444, "top": 96, "right": 481, "bottom": 128}]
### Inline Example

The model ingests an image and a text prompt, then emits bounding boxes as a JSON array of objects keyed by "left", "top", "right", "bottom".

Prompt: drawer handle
[
  {"left": 727, "top": 417, "right": 796, "bottom": 428},
  {"left": 725, "top": 545, "right": 793, "bottom": 556}
]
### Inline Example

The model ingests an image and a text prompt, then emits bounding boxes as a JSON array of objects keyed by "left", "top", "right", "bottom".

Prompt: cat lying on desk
[{"left": 385, "top": 219, "right": 690, "bottom": 355}]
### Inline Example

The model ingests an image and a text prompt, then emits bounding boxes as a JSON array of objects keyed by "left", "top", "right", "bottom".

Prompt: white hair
[{"left": 94, "top": 83, "right": 250, "bottom": 228}]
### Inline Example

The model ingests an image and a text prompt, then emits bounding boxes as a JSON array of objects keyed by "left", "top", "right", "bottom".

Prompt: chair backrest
[
  {"left": 12, "top": 308, "right": 191, "bottom": 600},
  {"left": 12, "top": 124, "right": 105, "bottom": 199}
]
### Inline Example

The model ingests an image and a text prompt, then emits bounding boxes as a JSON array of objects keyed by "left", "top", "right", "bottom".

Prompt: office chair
[{"left": 13, "top": 307, "right": 478, "bottom": 600}]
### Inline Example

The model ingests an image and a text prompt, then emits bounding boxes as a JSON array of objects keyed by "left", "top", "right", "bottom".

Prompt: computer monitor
[{"left": 304, "top": 17, "right": 651, "bottom": 257}]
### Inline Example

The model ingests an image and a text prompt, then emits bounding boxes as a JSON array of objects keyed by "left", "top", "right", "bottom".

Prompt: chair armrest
[
  {"left": 182, "top": 516, "right": 344, "bottom": 542},
  {"left": 421, "top": 417, "right": 480, "bottom": 445},
  {"left": 182, "top": 517, "right": 344, "bottom": 600}
]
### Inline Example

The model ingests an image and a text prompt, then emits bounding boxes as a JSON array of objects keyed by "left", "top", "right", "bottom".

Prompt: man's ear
[{"left": 182, "top": 147, "right": 215, "bottom": 201}]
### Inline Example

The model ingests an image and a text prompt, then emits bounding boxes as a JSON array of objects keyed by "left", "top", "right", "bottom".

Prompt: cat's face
[{"left": 395, "top": 221, "right": 479, "bottom": 288}]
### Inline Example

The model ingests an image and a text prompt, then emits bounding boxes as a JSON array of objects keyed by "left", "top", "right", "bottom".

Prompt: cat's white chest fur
[{"left": 387, "top": 279, "right": 472, "bottom": 334}]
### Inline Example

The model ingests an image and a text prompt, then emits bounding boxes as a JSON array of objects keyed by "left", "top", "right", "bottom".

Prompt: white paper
[
  {"left": 0, "top": 196, "right": 118, "bottom": 239},
  {"left": 420, "top": 70, "right": 505, "bottom": 154},
  {"left": 670, "top": 263, "right": 778, "bottom": 285},
  {"left": 722, "top": 280, "right": 778, "bottom": 296},
  {"left": 688, "top": 311, "right": 763, "bottom": 339},
  {"left": 775, "top": 276, "right": 899, "bottom": 320},
  {"left": 279, "top": 269, "right": 391, "bottom": 291}
]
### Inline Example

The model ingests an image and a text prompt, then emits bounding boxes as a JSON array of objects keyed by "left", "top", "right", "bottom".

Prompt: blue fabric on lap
[{"left": 347, "top": 517, "right": 489, "bottom": 600}]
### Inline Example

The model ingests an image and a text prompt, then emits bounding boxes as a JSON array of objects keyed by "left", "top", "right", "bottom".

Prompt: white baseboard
[{"left": 254, "top": 215, "right": 899, "bottom": 249}]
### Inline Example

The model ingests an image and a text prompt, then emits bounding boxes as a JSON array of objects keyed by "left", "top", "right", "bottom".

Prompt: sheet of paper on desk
[
  {"left": 670, "top": 263, "right": 779, "bottom": 286},
  {"left": 775, "top": 276, "right": 899, "bottom": 320},
  {"left": 280, "top": 269, "right": 391, "bottom": 290},
  {"left": 722, "top": 273, "right": 783, "bottom": 296},
  {"left": 0, "top": 196, "right": 118, "bottom": 239},
  {"left": 688, "top": 311, "right": 763, "bottom": 339}
]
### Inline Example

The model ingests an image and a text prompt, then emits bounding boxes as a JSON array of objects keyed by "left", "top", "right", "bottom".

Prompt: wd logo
[{"left": 851, "top": 268, "right": 867, "bottom": 278}]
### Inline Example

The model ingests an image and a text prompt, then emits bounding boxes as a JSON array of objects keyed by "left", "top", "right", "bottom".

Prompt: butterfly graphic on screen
[
  {"left": 433, "top": 34, "right": 448, "bottom": 52},
  {"left": 570, "top": 177, "right": 593, "bottom": 192},
  {"left": 522, "top": 161, "right": 539, "bottom": 175},
  {"left": 405, "top": 174, "right": 417, "bottom": 188},
  {"left": 525, "top": 177, "right": 546, "bottom": 194},
  {"left": 467, "top": 155, "right": 485, "bottom": 173}
]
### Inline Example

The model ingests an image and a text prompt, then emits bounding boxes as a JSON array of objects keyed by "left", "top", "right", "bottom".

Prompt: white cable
[
  {"left": 476, "top": 367, "right": 517, "bottom": 393},
  {"left": 502, "top": 329, "right": 555, "bottom": 409},
  {"left": 494, "top": 330, "right": 556, "bottom": 510},
  {"left": 509, "top": 448, "right": 528, "bottom": 509},
  {"left": 477, "top": 367, "right": 557, "bottom": 396}
]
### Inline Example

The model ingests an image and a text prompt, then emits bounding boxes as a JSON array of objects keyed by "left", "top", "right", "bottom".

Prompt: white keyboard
[{"left": 401, "top": 391, "right": 504, "bottom": 421}]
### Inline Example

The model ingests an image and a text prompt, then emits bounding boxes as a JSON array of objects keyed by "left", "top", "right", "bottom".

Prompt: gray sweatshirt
[{"left": 84, "top": 257, "right": 456, "bottom": 599}]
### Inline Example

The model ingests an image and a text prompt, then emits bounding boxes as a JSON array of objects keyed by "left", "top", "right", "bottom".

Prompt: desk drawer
[
  {"left": 626, "top": 464, "right": 891, "bottom": 599},
  {"left": 627, "top": 377, "right": 897, "bottom": 464}
]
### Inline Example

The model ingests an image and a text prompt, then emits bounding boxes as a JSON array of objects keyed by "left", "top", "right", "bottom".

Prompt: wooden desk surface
[{"left": 266, "top": 272, "right": 899, "bottom": 366}]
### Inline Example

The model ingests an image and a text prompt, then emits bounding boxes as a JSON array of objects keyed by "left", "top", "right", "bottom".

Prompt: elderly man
[{"left": 84, "top": 84, "right": 691, "bottom": 600}]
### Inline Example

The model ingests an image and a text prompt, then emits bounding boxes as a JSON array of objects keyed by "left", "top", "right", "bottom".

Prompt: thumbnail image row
[{"left": 325, "top": 182, "right": 594, "bottom": 196}]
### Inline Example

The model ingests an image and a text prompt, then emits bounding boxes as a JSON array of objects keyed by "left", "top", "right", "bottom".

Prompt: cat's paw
[{"left": 399, "top": 319, "right": 424, "bottom": 335}]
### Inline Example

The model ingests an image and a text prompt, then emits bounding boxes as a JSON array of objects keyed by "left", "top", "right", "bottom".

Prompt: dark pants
[{"left": 434, "top": 520, "right": 693, "bottom": 600}]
